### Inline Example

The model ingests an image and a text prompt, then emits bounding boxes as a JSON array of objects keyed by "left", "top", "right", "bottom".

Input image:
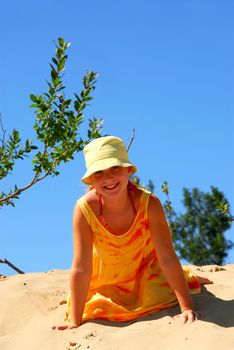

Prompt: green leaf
[
  {"left": 30, "top": 94, "right": 38, "bottom": 102},
  {"left": 56, "top": 48, "right": 63, "bottom": 60},
  {"left": 58, "top": 37, "right": 65, "bottom": 47},
  {"left": 85, "top": 96, "right": 93, "bottom": 101},
  {"left": 52, "top": 57, "right": 58, "bottom": 66},
  {"left": 79, "top": 102, "right": 86, "bottom": 110},
  {"left": 74, "top": 93, "right": 81, "bottom": 103},
  {"left": 13, "top": 129, "right": 20, "bottom": 143},
  {"left": 74, "top": 100, "right": 80, "bottom": 112},
  {"left": 58, "top": 56, "right": 68, "bottom": 72},
  {"left": 64, "top": 99, "right": 72, "bottom": 107},
  {"left": 52, "top": 78, "right": 61, "bottom": 88}
]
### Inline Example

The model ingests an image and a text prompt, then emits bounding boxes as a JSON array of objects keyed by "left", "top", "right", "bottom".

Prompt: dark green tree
[
  {"left": 133, "top": 178, "right": 233, "bottom": 265},
  {"left": 171, "top": 186, "right": 233, "bottom": 265}
]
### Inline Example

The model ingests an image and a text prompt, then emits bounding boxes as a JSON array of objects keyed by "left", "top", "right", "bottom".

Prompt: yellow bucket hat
[{"left": 81, "top": 136, "right": 137, "bottom": 184}]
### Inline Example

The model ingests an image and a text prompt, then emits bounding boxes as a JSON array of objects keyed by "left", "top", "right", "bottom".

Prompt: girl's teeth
[{"left": 105, "top": 184, "right": 118, "bottom": 189}]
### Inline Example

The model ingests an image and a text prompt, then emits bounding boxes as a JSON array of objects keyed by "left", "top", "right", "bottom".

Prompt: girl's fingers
[
  {"left": 197, "top": 275, "right": 213, "bottom": 285},
  {"left": 185, "top": 311, "right": 197, "bottom": 324},
  {"left": 52, "top": 323, "right": 79, "bottom": 331},
  {"left": 173, "top": 310, "right": 199, "bottom": 324},
  {"left": 52, "top": 325, "right": 68, "bottom": 330}
]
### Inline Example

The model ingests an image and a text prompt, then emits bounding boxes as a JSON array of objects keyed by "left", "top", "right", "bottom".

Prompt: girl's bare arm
[
  {"left": 53, "top": 203, "right": 93, "bottom": 330},
  {"left": 148, "top": 195, "right": 196, "bottom": 323},
  {"left": 70, "top": 202, "right": 93, "bottom": 324}
]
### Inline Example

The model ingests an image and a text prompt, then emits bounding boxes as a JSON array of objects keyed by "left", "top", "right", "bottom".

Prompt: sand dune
[{"left": 0, "top": 265, "right": 234, "bottom": 350}]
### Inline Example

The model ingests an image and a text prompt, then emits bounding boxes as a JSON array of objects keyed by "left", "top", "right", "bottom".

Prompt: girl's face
[{"left": 90, "top": 166, "right": 131, "bottom": 197}]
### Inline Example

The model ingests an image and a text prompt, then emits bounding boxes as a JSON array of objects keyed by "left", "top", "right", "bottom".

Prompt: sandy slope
[{"left": 0, "top": 265, "right": 234, "bottom": 350}]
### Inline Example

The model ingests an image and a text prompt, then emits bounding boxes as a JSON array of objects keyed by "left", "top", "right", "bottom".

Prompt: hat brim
[{"left": 81, "top": 158, "right": 137, "bottom": 185}]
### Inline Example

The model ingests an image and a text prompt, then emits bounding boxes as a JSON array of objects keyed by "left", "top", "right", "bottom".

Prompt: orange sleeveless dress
[{"left": 65, "top": 188, "right": 201, "bottom": 323}]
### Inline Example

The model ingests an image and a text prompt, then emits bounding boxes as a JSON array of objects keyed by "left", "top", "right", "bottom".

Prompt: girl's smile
[
  {"left": 90, "top": 166, "right": 131, "bottom": 197},
  {"left": 103, "top": 182, "right": 119, "bottom": 190}
]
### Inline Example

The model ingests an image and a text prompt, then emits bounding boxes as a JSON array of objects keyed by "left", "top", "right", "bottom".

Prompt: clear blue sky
[{"left": 1, "top": 0, "right": 234, "bottom": 275}]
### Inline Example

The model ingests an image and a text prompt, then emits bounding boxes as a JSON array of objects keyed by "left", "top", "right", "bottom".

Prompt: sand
[{"left": 0, "top": 265, "right": 234, "bottom": 350}]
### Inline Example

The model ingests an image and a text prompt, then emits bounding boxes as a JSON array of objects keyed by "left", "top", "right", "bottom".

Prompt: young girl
[{"left": 53, "top": 135, "right": 204, "bottom": 331}]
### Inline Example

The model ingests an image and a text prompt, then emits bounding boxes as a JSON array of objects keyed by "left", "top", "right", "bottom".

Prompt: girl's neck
[{"left": 100, "top": 188, "right": 130, "bottom": 214}]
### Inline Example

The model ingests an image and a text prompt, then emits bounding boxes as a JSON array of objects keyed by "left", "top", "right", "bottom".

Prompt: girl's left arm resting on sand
[{"left": 148, "top": 195, "right": 193, "bottom": 312}]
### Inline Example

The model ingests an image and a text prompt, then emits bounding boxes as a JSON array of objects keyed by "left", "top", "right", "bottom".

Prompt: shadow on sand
[{"left": 86, "top": 286, "right": 234, "bottom": 329}]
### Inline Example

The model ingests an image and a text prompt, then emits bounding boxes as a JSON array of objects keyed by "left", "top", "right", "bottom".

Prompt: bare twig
[
  {"left": 0, "top": 258, "right": 25, "bottom": 274},
  {"left": 127, "top": 128, "right": 135, "bottom": 151},
  {"left": 0, "top": 113, "right": 6, "bottom": 145}
]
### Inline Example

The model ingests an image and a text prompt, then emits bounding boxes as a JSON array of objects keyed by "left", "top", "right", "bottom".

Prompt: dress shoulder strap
[
  {"left": 77, "top": 197, "right": 96, "bottom": 227},
  {"left": 136, "top": 187, "right": 151, "bottom": 222}
]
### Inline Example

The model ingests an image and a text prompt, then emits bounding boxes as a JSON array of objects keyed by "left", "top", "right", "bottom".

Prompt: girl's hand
[
  {"left": 52, "top": 322, "right": 80, "bottom": 331},
  {"left": 173, "top": 309, "right": 199, "bottom": 324}
]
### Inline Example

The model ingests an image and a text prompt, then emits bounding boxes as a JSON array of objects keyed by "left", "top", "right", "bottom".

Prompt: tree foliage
[
  {"left": 133, "top": 177, "right": 233, "bottom": 265},
  {"left": 171, "top": 186, "right": 233, "bottom": 265},
  {"left": 0, "top": 38, "right": 103, "bottom": 208}
]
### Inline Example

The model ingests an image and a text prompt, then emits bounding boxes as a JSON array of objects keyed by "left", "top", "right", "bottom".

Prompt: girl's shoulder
[
  {"left": 130, "top": 185, "right": 143, "bottom": 207},
  {"left": 147, "top": 192, "right": 167, "bottom": 226},
  {"left": 79, "top": 189, "right": 99, "bottom": 216},
  {"left": 73, "top": 190, "right": 99, "bottom": 225},
  {"left": 82, "top": 188, "right": 99, "bottom": 202}
]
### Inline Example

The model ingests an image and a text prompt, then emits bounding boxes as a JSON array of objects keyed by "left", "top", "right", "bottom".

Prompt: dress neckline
[
  {"left": 82, "top": 189, "right": 145, "bottom": 237},
  {"left": 98, "top": 181, "right": 138, "bottom": 235}
]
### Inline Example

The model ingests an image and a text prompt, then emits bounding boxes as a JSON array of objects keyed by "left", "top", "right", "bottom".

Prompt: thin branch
[
  {"left": 127, "top": 128, "right": 135, "bottom": 152},
  {"left": 0, "top": 113, "right": 6, "bottom": 145},
  {"left": 0, "top": 142, "right": 51, "bottom": 205},
  {"left": 0, "top": 258, "right": 25, "bottom": 274},
  {"left": 0, "top": 172, "right": 50, "bottom": 204},
  {"left": 35, "top": 172, "right": 50, "bottom": 183}
]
